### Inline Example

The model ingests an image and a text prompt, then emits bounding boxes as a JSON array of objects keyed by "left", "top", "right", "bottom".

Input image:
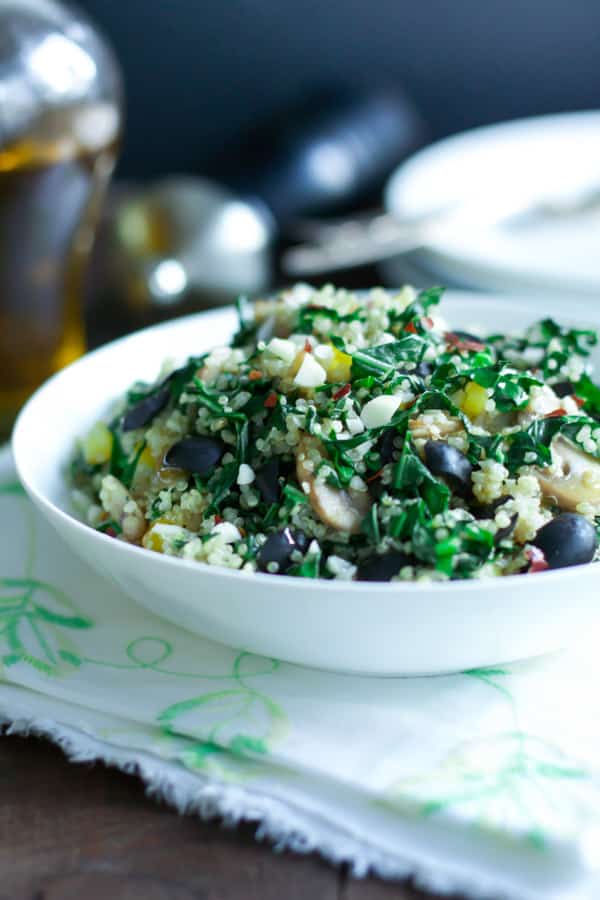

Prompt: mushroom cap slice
[
  {"left": 296, "top": 436, "right": 371, "bottom": 534},
  {"left": 536, "top": 435, "right": 600, "bottom": 512}
]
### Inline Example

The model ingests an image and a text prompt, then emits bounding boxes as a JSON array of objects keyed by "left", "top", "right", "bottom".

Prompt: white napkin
[{"left": 2, "top": 444, "right": 599, "bottom": 900}]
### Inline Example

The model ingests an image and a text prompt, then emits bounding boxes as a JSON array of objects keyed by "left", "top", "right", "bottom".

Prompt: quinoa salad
[{"left": 70, "top": 284, "right": 600, "bottom": 582}]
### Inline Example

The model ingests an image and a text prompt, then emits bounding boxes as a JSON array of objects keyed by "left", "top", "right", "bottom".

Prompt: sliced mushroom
[
  {"left": 296, "top": 436, "right": 371, "bottom": 534},
  {"left": 536, "top": 435, "right": 600, "bottom": 511}
]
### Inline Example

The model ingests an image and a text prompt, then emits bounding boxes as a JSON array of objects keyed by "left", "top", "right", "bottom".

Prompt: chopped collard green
[{"left": 71, "top": 284, "right": 600, "bottom": 581}]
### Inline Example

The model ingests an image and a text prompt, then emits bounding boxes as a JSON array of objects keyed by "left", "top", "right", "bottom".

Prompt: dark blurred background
[
  {"left": 80, "top": 0, "right": 600, "bottom": 180},
  {"left": 2, "top": 0, "right": 599, "bottom": 431}
]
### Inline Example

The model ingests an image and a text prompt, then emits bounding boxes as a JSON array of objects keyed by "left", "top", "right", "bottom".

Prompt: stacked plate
[{"left": 380, "top": 110, "right": 600, "bottom": 298}]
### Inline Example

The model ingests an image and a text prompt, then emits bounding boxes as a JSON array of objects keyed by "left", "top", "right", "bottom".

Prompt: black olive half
[
  {"left": 357, "top": 551, "right": 412, "bottom": 582},
  {"left": 122, "top": 386, "right": 170, "bottom": 431},
  {"left": 377, "top": 428, "right": 398, "bottom": 465},
  {"left": 164, "top": 436, "right": 224, "bottom": 476},
  {"left": 254, "top": 459, "right": 281, "bottom": 505},
  {"left": 552, "top": 380, "right": 575, "bottom": 398},
  {"left": 121, "top": 364, "right": 194, "bottom": 432},
  {"left": 532, "top": 513, "right": 597, "bottom": 569},
  {"left": 368, "top": 480, "right": 386, "bottom": 501},
  {"left": 258, "top": 528, "right": 309, "bottom": 574},
  {"left": 424, "top": 441, "right": 473, "bottom": 498}
]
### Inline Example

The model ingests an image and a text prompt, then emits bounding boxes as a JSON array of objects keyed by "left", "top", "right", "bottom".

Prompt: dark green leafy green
[
  {"left": 504, "top": 415, "right": 600, "bottom": 472},
  {"left": 393, "top": 435, "right": 450, "bottom": 515},
  {"left": 351, "top": 336, "right": 429, "bottom": 381},
  {"left": 387, "top": 286, "right": 444, "bottom": 329},
  {"left": 489, "top": 318, "right": 597, "bottom": 379},
  {"left": 573, "top": 373, "right": 600, "bottom": 417},
  {"left": 288, "top": 544, "right": 321, "bottom": 578},
  {"left": 108, "top": 429, "right": 146, "bottom": 489},
  {"left": 297, "top": 304, "right": 363, "bottom": 333},
  {"left": 204, "top": 461, "right": 238, "bottom": 513},
  {"left": 361, "top": 503, "right": 381, "bottom": 544},
  {"left": 283, "top": 484, "right": 309, "bottom": 506},
  {"left": 95, "top": 519, "right": 122, "bottom": 535}
]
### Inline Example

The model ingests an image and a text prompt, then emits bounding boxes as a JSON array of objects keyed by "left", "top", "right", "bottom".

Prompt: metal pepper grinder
[{"left": 92, "top": 86, "right": 426, "bottom": 334}]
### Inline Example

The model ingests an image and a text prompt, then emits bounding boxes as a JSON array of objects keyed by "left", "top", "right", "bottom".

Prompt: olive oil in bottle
[{"left": 0, "top": 1, "right": 122, "bottom": 438}]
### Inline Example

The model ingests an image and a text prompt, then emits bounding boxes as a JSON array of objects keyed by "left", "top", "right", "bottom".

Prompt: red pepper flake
[
  {"left": 214, "top": 514, "right": 223, "bottom": 524},
  {"left": 106, "top": 527, "right": 118, "bottom": 539},
  {"left": 332, "top": 383, "right": 351, "bottom": 400},
  {"left": 525, "top": 546, "right": 549, "bottom": 573},
  {"left": 574, "top": 395, "right": 586, "bottom": 408},
  {"left": 248, "top": 369, "right": 263, "bottom": 381},
  {"left": 405, "top": 317, "right": 433, "bottom": 334},
  {"left": 445, "top": 331, "right": 486, "bottom": 353},
  {"left": 544, "top": 408, "right": 568, "bottom": 418},
  {"left": 366, "top": 468, "right": 384, "bottom": 483},
  {"left": 264, "top": 392, "right": 278, "bottom": 408},
  {"left": 304, "top": 339, "right": 313, "bottom": 353}
]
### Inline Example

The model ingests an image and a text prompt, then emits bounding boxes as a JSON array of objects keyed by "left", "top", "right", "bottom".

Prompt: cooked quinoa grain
[{"left": 70, "top": 284, "right": 600, "bottom": 580}]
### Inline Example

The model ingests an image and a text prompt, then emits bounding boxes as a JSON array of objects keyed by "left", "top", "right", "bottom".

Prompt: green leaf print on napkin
[
  {"left": 0, "top": 472, "right": 93, "bottom": 675},
  {"left": 157, "top": 651, "right": 288, "bottom": 765},
  {"left": 0, "top": 578, "right": 93, "bottom": 675},
  {"left": 0, "top": 468, "right": 287, "bottom": 775},
  {"left": 69, "top": 636, "right": 289, "bottom": 779},
  {"left": 0, "top": 481, "right": 26, "bottom": 497},
  {"left": 381, "top": 667, "right": 587, "bottom": 847}
]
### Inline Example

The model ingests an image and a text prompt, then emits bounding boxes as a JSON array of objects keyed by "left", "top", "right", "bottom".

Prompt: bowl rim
[{"left": 11, "top": 293, "right": 600, "bottom": 595}]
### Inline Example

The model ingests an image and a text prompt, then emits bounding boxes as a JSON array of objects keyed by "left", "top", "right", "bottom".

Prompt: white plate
[
  {"left": 12, "top": 292, "right": 600, "bottom": 675},
  {"left": 386, "top": 111, "right": 600, "bottom": 296}
]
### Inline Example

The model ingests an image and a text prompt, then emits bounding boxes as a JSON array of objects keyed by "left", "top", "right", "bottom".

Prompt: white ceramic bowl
[{"left": 12, "top": 291, "right": 600, "bottom": 676}]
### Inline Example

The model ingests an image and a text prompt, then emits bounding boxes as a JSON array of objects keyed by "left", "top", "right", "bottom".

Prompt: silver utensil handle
[
  {"left": 282, "top": 217, "right": 428, "bottom": 276},
  {"left": 282, "top": 180, "right": 600, "bottom": 277}
]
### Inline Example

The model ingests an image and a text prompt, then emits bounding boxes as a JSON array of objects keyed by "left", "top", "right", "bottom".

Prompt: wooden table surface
[{"left": 0, "top": 733, "right": 448, "bottom": 900}]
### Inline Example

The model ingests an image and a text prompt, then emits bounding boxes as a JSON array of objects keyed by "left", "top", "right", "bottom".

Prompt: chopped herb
[
  {"left": 351, "top": 335, "right": 430, "bottom": 381},
  {"left": 95, "top": 519, "right": 122, "bottom": 535},
  {"left": 283, "top": 484, "right": 309, "bottom": 505},
  {"left": 573, "top": 373, "right": 600, "bottom": 417}
]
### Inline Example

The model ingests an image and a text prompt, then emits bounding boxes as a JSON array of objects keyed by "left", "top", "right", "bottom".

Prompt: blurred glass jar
[{"left": 0, "top": 0, "right": 122, "bottom": 437}]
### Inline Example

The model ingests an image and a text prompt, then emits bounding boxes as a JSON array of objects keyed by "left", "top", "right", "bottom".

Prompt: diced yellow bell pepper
[
  {"left": 142, "top": 515, "right": 179, "bottom": 552},
  {"left": 138, "top": 445, "right": 155, "bottom": 468},
  {"left": 461, "top": 381, "right": 488, "bottom": 419},
  {"left": 326, "top": 345, "right": 352, "bottom": 383},
  {"left": 82, "top": 422, "right": 113, "bottom": 465},
  {"left": 143, "top": 528, "right": 164, "bottom": 552}
]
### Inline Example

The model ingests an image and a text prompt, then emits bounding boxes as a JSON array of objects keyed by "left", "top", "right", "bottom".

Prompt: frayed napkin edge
[{"left": 0, "top": 711, "right": 556, "bottom": 900}]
